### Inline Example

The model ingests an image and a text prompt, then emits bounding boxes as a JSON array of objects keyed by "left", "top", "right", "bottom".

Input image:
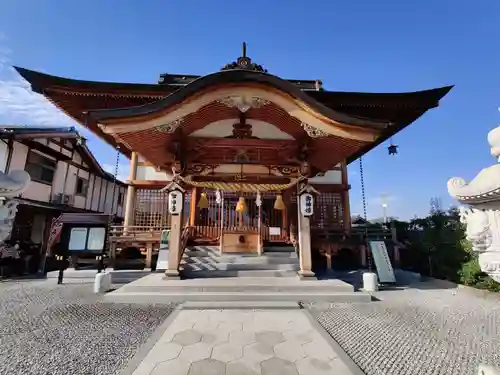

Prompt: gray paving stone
[
  {"left": 147, "top": 342, "right": 182, "bottom": 364},
  {"left": 296, "top": 357, "right": 335, "bottom": 374},
  {"left": 255, "top": 330, "right": 285, "bottom": 346},
  {"left": 150, "top": 358, "right": 191, "bottom": 375},
  {"left": 201, "top": 329, "right": 230, "bottom": 345},
  {"left": 188, "top": 358, "right": 225, "bottom": 375},
  {"left": 226, "top": 361, "right": 261, "bottom": 375},
  {"left": 244, "top": 342, "right": 275, "bottom": 362},
  {"left": 283, "top": 329, "right": 314, "bottom": 344},
  {"left": 211, "top": 342, "right": 243, "bottom": 362},
  {"left": 178, "top": 341, "right": 212, "bottom": 362},
  {"left": 173, "top": 329, "right": 202, "bottom": 346},
  {"left": 261, "top": 357, "right": 299, "bottom": 375},
  {"left": 229, "top": 330, "right": 256, "bottom": 346},
  {"left": 274, "top": 340, "right": 307, "bottom": 362},
  {"left": 302, "top": 340, "right": 337, "bottom": 361}
]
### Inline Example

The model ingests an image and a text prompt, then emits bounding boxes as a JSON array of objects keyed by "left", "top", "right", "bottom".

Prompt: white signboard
[
  {"left": 87, "top": 228, "right": 106, "bottom": 251},
  {"left": 168, "top": 190, "right": 183, "bottom": 215},
  {"left": 68, "top": 228, "right": 88, "bottom": 251},
  {"left": 369, "top": 241, "right": 396, "bottom": 283},
  {"left": 299, "top": 193, "right": 314, "bottom": 217},
  {"left": 156, "top": 230, "right": 170, "bottom": 270},
  {"left": 269, "top": 227, "right": 281, "bottom": 236}
]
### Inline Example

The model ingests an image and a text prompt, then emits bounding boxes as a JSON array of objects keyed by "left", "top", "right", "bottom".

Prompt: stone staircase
[
  {"left": 180, "top": 245, "right": 299, "bottom": 278},
  {"left": 103, "top": 245, "right": 373, "bottom": 304}
]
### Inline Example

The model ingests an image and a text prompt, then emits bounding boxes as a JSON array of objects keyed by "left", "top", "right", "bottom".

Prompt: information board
[{"left": 369, "top": 241, "right": 396, "bottom": 283}]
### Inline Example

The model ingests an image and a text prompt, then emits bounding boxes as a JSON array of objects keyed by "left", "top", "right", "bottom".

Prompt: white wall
[
  {"left": 136, "top": 165, "right": 172, "bottom": 181},
  {"left": 309, "top": 170, "right": 343, "bottom": 184},
  {"left": 5, "top": 138, "right": 126, "bottom": 217}
]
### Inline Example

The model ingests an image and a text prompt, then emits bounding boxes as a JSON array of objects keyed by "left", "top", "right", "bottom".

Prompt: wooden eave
[{"left": 14, "top": 66, "right": 453, "bottom": 163}]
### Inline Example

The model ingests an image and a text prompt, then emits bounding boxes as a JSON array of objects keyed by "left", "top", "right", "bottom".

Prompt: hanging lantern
[
  {"left": 274, "top": 194, "right": 285, "bottom": 211},
  {"left": 388, "top": 137, "right": 398, "bottom": 155},
  {"left": 235, "top": 196, "right": 248, "bottom": 213},
  {"left": 198, "top": 192, "right": 209, "bottom": 209}
]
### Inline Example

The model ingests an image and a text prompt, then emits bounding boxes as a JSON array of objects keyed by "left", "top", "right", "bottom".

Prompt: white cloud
[
  {"left": 0, "top": 33, "right": 80, "bottom": 130},
  {"left": 103, "top": 163, "right": 130, "bottom": 183}
]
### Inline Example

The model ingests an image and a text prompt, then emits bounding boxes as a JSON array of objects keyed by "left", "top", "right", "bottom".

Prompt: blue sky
[{"left": 0, "top": 0, "right": 499, "bottom": 220}]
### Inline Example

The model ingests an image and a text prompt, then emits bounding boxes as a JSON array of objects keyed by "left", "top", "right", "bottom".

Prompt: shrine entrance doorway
[{"left": 192, "top": 190, "right": 290, "bottom": 249}]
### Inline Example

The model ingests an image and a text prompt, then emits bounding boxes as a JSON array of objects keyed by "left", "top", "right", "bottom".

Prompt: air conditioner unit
[{"left": 52, "top": 193, "right": 74, "bottom": 205}]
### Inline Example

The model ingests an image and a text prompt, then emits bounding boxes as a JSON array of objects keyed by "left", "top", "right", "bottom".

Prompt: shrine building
[{"left": 15, "top": 47, "right": 452, "bottom": 278}]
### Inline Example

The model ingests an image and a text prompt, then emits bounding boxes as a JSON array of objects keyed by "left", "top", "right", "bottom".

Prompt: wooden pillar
[
  {"left": 257, "top": 203, "right": 263, "bottom": 256},
  {"left": 123, "top": 152, "right": 138, "bottom": 229},
  {"left": 165, "top": 186, "right": 185, "bottom": 279},
  {"left": 341, "top": 162, "right": 351, "bottom": 232},
  {"left": 297, "top": 196, "right": 315, "bottom": 279},
  {"left": 189, "top": 187, "right": 197, "bottom": 226}
]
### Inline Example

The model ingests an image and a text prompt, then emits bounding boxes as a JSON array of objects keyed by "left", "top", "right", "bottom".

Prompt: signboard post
[{"left": 369, "top": 240, "right": 396, "bottom": 283}]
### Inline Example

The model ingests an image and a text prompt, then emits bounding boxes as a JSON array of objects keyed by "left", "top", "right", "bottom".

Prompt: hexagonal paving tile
[
  {"left": 255, "top": 331, "right": 285, "bottom": 346},
  {"left": 188, "top": 358, "right": 225, "bottom": 375},
  {"left": 243, "top": 342, "right": 274, "bottom": 362},
  {"left": 229, "top": 330, "right": 256, "bottom": 346},
  {"left": 283, "top": 329, "right": 314, "bottom": 344},
  {"left": 274, "top": 340, "right": 306, "bottom": 362},
  {"left": 211, "top": 342, "right": 243, "bottom": 362},
  {"left": 226, "top": 361, "right": 261, "bottom": 375},
  {"left": 201, "top": 329, "right": 230, "bottom": 345},
  {"left": 302, "top": 340, "right": 337, "bottom": 361},
  {"left": 295, "top": 357, "right": 334, "bottom": 374},
  {"left": 147, "top": 342, "right": 182, "bottom": 364},
  {"left": 261, "top": 357, "right": 299, "bottom": 375},
  {"left": 150, "top": 358, "right": 191, "bottom": 375},
  {"left": 217, "top": 321, "right": 243, "bottom": 332},
  {"left": 172, "top": 329, "right": 202, "bottom": 346},
  {"left": 179, "top": 342, "right": 212, "bottom": 362}
]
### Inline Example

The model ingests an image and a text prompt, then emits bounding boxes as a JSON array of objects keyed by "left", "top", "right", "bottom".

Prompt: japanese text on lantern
[
  {"left": 300, "top": 193, "right": 314, "bottom": 217},
  {"left": 168, "top": 190, "right": 183, "bottom": 215}
]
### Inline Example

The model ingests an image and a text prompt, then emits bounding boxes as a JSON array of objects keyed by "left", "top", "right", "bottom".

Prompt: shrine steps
[
  {"left": 181, "top": 246, "right": 300, "bottom": 278},
  {"left": 103, "top": 274, "right": 373, "bottom": 304}
]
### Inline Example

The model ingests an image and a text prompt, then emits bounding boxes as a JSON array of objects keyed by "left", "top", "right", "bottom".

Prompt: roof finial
[{"left": 242, "top": 42, "right": 247, "bottom": 58}]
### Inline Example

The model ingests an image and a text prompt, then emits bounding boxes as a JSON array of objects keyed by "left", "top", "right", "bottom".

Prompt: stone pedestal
[
  {"left": 448, "top": 124, "right": 500, "bottom": 283},
  {"left": 362, "top": 272, "right": 378, "bottom": 292}
]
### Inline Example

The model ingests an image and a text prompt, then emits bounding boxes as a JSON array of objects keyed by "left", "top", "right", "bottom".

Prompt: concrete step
[
  {"left": 183, "top": 255, "right": 298, "bottom": 265},
  {"left": 264, "top": 246, "right": 296, "bottom": 253},
  {"left": 181, "top": 301, "right": 300, "bottom": 310},
  {"left": 183, "top": 262, "right": 299, "bottom": 272},
  {"left": 181, "top": 269, "right": 298, "bottom": 278},
  {"left": 103, "top": 291, "right": 372, "bottom": 304},
  {"left": 118, "top": 283, "right": 355, "bottom": 293}
]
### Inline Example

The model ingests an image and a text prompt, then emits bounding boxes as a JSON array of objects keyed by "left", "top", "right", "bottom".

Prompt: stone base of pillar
[
  {"left": 297, "top": 270, "right": 316, "bottom": 280},
  {"left": 164, "top": 270, "right": 181, "bottom": 280},
  {"left": 362, "top": 272, "right": 378, "bottom": 292}
]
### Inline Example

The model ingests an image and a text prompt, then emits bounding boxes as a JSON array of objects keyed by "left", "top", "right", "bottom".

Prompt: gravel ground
[
  {"left": 0, "top": 280, "right": 176, "bottom": 375},
  {"left": 309, "top": 284, "right": 500, "bottom": 375}
]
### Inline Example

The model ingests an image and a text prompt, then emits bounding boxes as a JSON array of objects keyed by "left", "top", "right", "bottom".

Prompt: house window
[
  {"left": 25, "top": 151, "right": 56, "bottom": 184},
  {"left": 118, "top": 192, "right": 124, "bottom": 206},
  {"left": 76, "top": 177, "right": 89, "bottom": 196}
]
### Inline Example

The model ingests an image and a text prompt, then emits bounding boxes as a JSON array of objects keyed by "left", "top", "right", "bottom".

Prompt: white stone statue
[
  {"left": 448, "top": 124, "right": 500, "bottom": 283},
  {"left": 0, "top": 170, "right": 31, "bottom": 243}
]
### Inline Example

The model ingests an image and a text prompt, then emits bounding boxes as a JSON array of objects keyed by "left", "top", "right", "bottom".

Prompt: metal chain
[
  {"left": 359, "top": 156, "right": 373, "bottom": 272},
  {"left": 101, "top": 146, "right": 120, "bottom": 271}
]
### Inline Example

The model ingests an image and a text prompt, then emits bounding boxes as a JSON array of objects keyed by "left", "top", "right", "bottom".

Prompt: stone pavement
[{"left": 129, "top": 308, "right": 358, "bottom": 375}]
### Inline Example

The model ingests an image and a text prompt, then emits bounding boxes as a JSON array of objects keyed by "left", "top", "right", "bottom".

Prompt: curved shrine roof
[{"left": 14, "top": 63, "right": 452, "bottom": 163}]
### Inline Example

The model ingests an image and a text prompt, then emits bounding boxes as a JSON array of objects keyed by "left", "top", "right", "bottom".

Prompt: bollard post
[{"left": 56, "top": 255, "right": 65, "bottom": 284}]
